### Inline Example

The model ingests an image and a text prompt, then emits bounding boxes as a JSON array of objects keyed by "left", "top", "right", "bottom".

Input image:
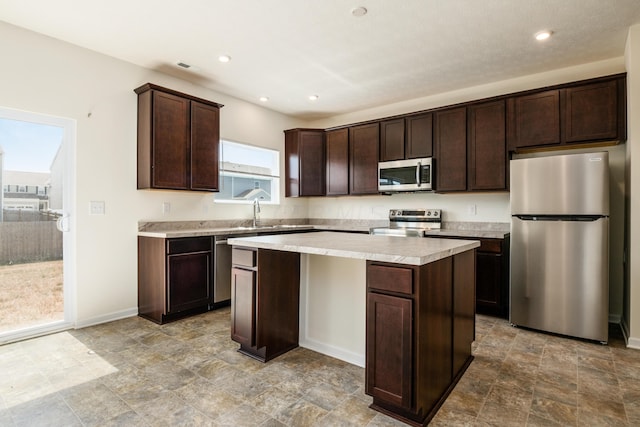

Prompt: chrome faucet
[{"left": 252, "top": 199, "right": 261, "bottom": 227}]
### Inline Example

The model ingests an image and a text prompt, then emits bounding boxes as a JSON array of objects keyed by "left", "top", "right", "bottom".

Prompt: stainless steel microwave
[{"left": 378, "top": 158, "right": 434, "bottom": 192}]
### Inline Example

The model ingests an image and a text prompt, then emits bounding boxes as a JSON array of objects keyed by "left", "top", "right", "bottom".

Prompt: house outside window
[{"left": 215, "top": 140, "right": 280, "bottom": 204}]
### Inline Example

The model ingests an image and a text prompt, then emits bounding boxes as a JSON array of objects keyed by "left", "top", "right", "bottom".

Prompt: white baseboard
[
  {"left": 627, "top": 337, "right": 640, "bottom": 350},
  {"left": 75, "top": 307, "right": 139, "bottom": 329},
  {"left": 618, "top": 317, "right": 640, "bottom": 349},
  {"left": 0, "top": 320, "right": 74, "bottom": 345},
  {"left": 299, "top": 337, "right": 365, "bottom": 368}
]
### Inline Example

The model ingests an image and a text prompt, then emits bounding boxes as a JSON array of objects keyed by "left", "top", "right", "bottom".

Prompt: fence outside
[{"left": 0, "top": 221, "right": 62, "bottom": 265}]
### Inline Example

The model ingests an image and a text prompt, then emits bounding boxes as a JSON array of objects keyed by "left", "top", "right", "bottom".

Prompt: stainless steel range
[{"left": 370, "top": 209, "right": 441, "bottom": 237}]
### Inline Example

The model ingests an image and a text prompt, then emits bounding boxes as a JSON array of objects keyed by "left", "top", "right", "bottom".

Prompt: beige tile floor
[{"left": 0, "top": 308, "right": 639, "bottom": 426}]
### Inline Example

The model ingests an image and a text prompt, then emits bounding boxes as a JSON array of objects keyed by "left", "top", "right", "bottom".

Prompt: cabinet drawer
[
  {"left": 232, "top": 248, "right": 257, "bottom": 268},
  {"left": 478, "top": 239, "right": 502, "bottom": 254},
  {"left": 367, "top": 264, "right": 413, "bottom": 295},
  {"left": 167, "top": 237, "right": 212, "bottom": 254}
]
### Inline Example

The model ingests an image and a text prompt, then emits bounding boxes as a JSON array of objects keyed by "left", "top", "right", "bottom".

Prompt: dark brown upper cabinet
[
  {"left": 283, "top": 74, "right": 625, "bottom": 197},
  {"left": 508, "top": 74, "right": 626, "bottom": 151},
  {"left": 434, "top": 107, "right": 467, "bottom": 192},
  {"left": 349, "top": 123, "right": 380, "bottom": 195},
  {"left": 406, "top": 113, "right": 433, "bottom": 159},
  {"left": 563, "top": 79, "right": 621, "bottom": 143},
  {"left": 468, "top": 100, "right": 507, "bottom": 191},
  {"left": 380, "top": 114, "right": 433, "bottom": 162},
  {"left": 379, "top": 118, "right": 405, "bottom": 161},
  {"left": 507, "top": 90, "right": 561, "bottom": 150},
  {"left": 325, "top": 128, "right": 350, "bottom": 196},
  {"left": 135, "top": 83, "right": 222, "bottom": 191},
  {"left": 284, "top": 129, "right": 326, "bottom": 197}
]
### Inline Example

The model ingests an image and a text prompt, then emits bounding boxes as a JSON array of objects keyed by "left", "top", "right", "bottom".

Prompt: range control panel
[{"left": 388, "top": 209, "right": 442, "bottom": 229}]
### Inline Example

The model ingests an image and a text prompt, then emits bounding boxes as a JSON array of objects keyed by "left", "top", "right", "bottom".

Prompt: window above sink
[{"left": 215, "top": 140, "right": 280, "bottom": 205}]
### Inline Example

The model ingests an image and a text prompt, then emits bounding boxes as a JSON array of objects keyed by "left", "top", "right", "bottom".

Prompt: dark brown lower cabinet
[
  {"left": 431, "top": 235, "right": 510, "bottom": 319},
  {"left": 467, "top": 237, "right": 510, "bottom": 318},
  {"left": 366, "top": 292, "right": 413, "bottom": 409},
  {"left": 138, "top": 236, "right": 213, "bottom": 324},
  {"left": 230, "top": 248, "right": 300, "bottom": 362},
  {"left": 366, "top": 250, "right": 475, "bottom": 426},
  {"left": 230, "top": 266, "right": 256, "bottom": 347},
  {"left": 228, "top": 245, "right": 476, "bottom": 425},
  {"left": 453, "top": 250, "right": 476, "bottom": 376}
]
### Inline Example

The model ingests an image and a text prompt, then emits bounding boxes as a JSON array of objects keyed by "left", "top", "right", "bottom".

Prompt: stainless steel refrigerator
[{"left": 510, "top": 151, "right": 609, "bottom": 343}]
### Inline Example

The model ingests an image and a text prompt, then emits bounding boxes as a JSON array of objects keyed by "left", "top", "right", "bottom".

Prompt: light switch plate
[
  {"left": 90, "top": 201, "right": 105, "bottom": 215},
  {"left": 162, "top": 202, "right": 171, "bottom": 215}
]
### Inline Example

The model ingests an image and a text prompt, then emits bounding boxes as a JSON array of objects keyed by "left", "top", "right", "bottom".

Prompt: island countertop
[{"left": 227, "top": 231, "right": 480, "bottom": 266}]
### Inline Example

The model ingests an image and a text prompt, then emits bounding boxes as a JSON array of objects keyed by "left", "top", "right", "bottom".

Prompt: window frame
[{"left": 214, "top": 139, "right": 280, "bottom": 205}]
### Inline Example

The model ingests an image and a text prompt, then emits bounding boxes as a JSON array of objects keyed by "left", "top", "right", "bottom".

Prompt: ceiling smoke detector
[{"left": 351, "top": 7, "right": 367, "bottom": 17}]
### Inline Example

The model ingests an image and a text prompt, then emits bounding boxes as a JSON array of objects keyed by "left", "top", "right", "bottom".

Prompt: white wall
[
  {"left": 0, "top": 21, "right": 307, "bottom": 326},
  {"left": 309, "top": 192, "right": 510, "bottom": 223},
  {"left": 625, "top": 25, "right": 640, "bottom": 348}
]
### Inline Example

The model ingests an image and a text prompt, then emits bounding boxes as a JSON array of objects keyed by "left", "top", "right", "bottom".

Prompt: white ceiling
[{"left": 2, "top": 0, "right": 640, "bottom": 120}]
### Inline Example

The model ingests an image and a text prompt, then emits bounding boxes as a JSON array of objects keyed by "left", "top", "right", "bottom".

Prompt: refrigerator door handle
[{"left": 514, "top": 215, "right": 605, "bottom": 222}]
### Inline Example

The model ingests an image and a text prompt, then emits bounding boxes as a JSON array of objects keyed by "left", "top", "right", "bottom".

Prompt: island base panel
[
  {"left": 370, "top": 354, "right": 473, "bottom": 427},
  {"left": 365, "top": 250, "right": 476, "bottom": 426},
  {"left": 237, "top": 342, "right": 299, "bottom": 363},
  {"left": 231, "top": 248, "right": 300, "bottom": 362}
]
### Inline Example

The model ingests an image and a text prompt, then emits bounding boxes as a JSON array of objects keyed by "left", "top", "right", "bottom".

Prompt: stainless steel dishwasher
[{"left": 213, "top": 234, "right": 257, "bottom": 306}]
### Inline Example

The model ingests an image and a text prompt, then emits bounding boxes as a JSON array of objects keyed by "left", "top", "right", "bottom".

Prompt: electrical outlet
[
  {"left": 90, "top": 201, "right": 105, "bottom": 215},
  {"left": 162, "top": 202, "right": 171, "bottom": 215}
]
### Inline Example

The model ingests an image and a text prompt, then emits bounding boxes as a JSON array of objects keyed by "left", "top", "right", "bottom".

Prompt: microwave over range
[{"left": 378, "top": 157, "right": 434, "bottom": 193}]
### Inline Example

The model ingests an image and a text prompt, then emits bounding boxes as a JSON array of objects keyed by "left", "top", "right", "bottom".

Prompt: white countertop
[
  {"left": 227, "top": 231, "right": 480, "bottom": 266},
  {"left": 137, "top": 222, "right": 508, "bottom": 240},
  {"left": 137, "top": 224, "right": 318, "bottom": 238}
]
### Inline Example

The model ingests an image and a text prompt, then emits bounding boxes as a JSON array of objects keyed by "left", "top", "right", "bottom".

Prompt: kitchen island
[{"left": 228, "top": 231, "right": 479, "bottom": 426}]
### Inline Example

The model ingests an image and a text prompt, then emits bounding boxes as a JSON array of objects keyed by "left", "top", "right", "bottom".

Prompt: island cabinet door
[
  {"left": 230, "top": 267, "right": 256, "bottom": 347},
  {"left": 366, "top": 292, "right": 413, "bottom": 410}
]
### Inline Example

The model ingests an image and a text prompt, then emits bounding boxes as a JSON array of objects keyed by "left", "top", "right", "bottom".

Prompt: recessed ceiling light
[
  {"left": 218, "top": 55, "right": 231, "bottom": 63},
  {"left": 351, "top": 6, "right": 367, "bottom": 17},
  {"left": 259, "top": 96, "right": 269, "bottom": 102},
  {"left": 535, "top": 30, "right": 552, "bottom": 41},
  {"left": 308, "top": 95, "right": 319, "bottom": 101}
]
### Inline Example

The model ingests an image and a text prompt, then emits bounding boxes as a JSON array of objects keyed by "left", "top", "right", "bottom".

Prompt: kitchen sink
[
  {"left": 234, "top": 225, "right": 276, "bottom": 230},
  {"left": 231, "top": 224, "right": 307, "bottom": 231}
]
